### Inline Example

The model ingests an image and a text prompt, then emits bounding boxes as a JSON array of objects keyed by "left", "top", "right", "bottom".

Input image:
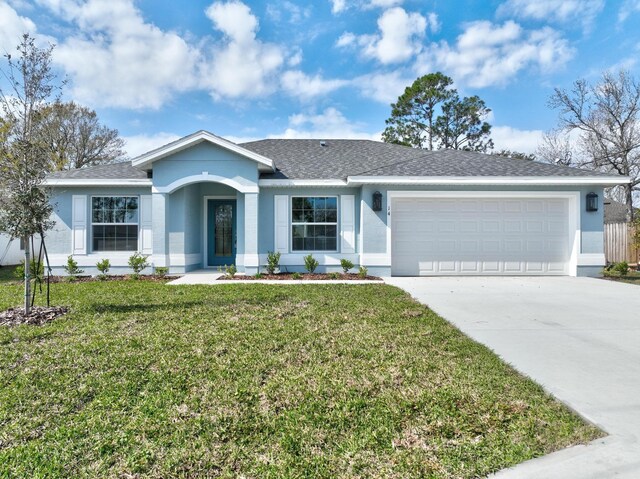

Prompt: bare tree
[
  {"left": 548, "top": 70, "right": 640, "bottom": 220},
  {"left": 536, "top": 129, "right": 575, "bottom": 167},
  {"left": 0, "top": 34, "right": 59, "bottom": 313},
  {"left": 36, "top": 101, "right": 126, "bottom": 171}
]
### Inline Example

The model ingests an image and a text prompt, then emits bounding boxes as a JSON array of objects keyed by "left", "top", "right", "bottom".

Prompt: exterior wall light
[
  {"left": 586, "top": 192, "right": 598, "bottom": 212},
  {"left": 372, "top": 191, "right": 383, "bottom": 212}
]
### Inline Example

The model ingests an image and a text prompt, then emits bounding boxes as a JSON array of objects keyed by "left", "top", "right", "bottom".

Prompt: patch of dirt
[
  {"left": 0, "top": 306, "right": 69, "bottom": 326},
  {"left": 219, "top": 273, "right": 382, "bottom": 281}
]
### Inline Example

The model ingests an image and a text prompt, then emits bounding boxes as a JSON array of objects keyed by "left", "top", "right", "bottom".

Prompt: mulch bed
[
  {"left": 4, "top": 275, "right": 179, "bottom": 284},
  {"left": 0, "top": 306, "right": 69, "bottom": 327},
  {"left": 219, "top": 273, "right": 382, "bottom": 281}
]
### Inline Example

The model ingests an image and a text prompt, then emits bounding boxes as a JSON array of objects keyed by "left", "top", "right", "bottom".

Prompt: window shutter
[
  {"left": 140, "top": 195, "right": 153, "bottom": 254},
  {"left": 340, "top": 195, "right": 355, "bottom": 254},
  {"left": 274, "top": 195, "right": 289, "bottom": 254},
  {"left": 72, "top": 195, "right": 87, "bottom": 255}
]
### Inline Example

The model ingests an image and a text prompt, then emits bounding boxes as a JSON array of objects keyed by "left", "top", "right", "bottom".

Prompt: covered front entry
[{"left": 206, "top": 199, "right": 237, "bottom": 267}]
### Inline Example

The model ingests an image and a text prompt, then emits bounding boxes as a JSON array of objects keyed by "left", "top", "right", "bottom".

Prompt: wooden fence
[{"left": 604, "top": 222, "right": 637, "bottom": 264}]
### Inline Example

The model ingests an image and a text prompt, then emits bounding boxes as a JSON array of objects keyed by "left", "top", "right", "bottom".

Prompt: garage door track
[{"left": 386, "top": 276, "right": 640, "bottom": 478}]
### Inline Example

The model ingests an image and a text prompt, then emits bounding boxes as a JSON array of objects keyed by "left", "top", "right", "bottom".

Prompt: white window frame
[
  {"left": 90, "top": 195, "right": 140, "bottom": 253},
  {"left": 290, "top": 195, "right": 339, "bottom": 253}
]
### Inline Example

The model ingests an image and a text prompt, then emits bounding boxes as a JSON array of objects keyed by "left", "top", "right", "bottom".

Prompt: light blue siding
[{"left": 152, "top": 142, "right": 259, "bottom": 190}]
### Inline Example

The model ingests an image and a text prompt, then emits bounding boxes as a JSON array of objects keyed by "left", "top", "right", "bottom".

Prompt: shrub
[
  {"left": 292, "top": 272, "right": 302, "bottom": 280},
  {"left": 15, "top": 259, "right": 44, "bottom": 282},
  {"left": 128, "top": 252, "right": 149, "bottom": 279},
  {"left": 328, "top": 272, "right": 340, "bottom": 279},
  {"left": 64, "top": 255, "right": 84, "bottom": 281},
  {"left": 154, "top": 266, "right": 169, "bottom": 278},
  {"left": 613, "top": 261, "right": 629, "bottom": 276},
  {"left": 603, "top": 261, "right": 630, "bottom": 277},
  {"left": 224, "top": 264, "right": 237, "bottom": 278},
  {"left": 266, "top": 251, "right": 281, "bottom": 274},
  {"left": 303, "top": 254, "right": 319, "bottom": 274},
  {"left": 96, "top": 258, "right": 110, "bottom": 280},
  {"left": 358, "top": 266, "right": 368, "bottom": 279},
  {"left": 340, "top": 259, "right": 354, "bottom": 273},
  {"left": 254, "top": 272, "right": 263, "bottom": 279}
]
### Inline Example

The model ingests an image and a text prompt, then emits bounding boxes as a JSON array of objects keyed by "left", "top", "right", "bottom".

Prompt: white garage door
[{"left": 391, "top": 196, "right": 572, "bottom": 276}]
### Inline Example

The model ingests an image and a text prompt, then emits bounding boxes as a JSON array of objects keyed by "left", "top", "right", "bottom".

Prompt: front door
[{"left": 207, "top": 199, "right": 237, "bottom": 267}]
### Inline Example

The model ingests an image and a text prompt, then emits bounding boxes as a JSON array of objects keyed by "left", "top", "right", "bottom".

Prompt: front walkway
[
  {"left": 167, "top": 270, "right": 223, "bottom": 284},
  {"left": 386, "top": 276, "right": 640, "bottom": 479}
]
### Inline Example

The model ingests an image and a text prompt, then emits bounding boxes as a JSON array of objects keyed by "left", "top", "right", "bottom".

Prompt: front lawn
[
  {"left": 0, "top": 281, "right": 601, "bottom": 478},
  {"left": 0, "top": 265, "right": 17, "bottom": 283},
  {"left": 603, "top": 270, "right": 640, "bottom": 285}
]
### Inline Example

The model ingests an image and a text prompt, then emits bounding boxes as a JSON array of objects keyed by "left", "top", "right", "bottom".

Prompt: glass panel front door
[{"left": 207, "top": 199, "right": 236, "bottom": 266}]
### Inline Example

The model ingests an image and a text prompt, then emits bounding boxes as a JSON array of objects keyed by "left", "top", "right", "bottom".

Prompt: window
[
  {"left": 91, "top": 196, "right": 139, "bottom": 251},
  {"left": 291, "top": 196, "right": 338, "bottom": 251}
]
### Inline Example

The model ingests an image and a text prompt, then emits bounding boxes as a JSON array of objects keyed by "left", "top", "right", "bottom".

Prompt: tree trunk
[
  {"left": 24, "top": 235, "right": 31, "bottom": 314},
  {"left": 625, "top": 184, "right": 634, "bottom": 222}
]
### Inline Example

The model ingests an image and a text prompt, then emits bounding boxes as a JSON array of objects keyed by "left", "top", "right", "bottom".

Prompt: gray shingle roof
[
  {"left": 241, "top": 139, "right": 616, "bottom": 180},
  {"left": 47, "top": 161, "right": 148, "bottom": 180},
  {"left": 47, "top": 139, "right": 621, "bottom": 181}
]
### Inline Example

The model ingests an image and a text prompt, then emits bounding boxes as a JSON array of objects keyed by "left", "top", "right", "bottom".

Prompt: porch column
[
  {"left": 244, "top": 192, "right": 259, "bottom": 274},
  {"left": 152, "top": 192, "right": 169, "bottom": 268}
]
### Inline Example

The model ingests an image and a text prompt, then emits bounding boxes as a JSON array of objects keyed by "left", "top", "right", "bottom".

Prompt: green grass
[
  {"left": 604, "top": 270, "right": 640, "bottom": 285},
  {"left": 0, "top": 281, "right": 601, "bottom": 478},
  {"left": 0, "top": 265, "right": 18, "bottom": 283}
]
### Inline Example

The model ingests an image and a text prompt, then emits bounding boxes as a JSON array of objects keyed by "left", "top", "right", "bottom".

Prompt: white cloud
[
  {"left": 330, "top": 0, "right": 346, "bottom": 14},
  {"left": 39, "top": 0, "right": 199, "bottom": 110},
  {"left": 498, "top": 0, "right": 604, "bottom": 30},
  {"left": 368, "top": 0, "right": 403, "bottom": 8},
  {"left": 0, "top": 1, "right": 38, "bottom": 53},
  {"left": 491, "top": 125, "right": 544, "bottom": 154},
  {"left": 416, "top": 20, "right": 574, "bottom": 88},
  {"left": 272, "top": 107, "right": 381, "bottom": 140},
  {"left": 122, "top": 132, "right": 181, "bottom": 158},
  {"left": 618, "top": 0, "right": 640, "bottom": 23},
  {"left": 337, "top": 7, "right": 429, "bottom": 64},
  {"left": 281, "top": 70, "right": 350, "bottom": 99},
  {"left": 355, "top": 70, "right": 412, "bottom": 104},
  {"left": 266, "top": 1, "right": 311, "bottom": 23},
  {"left": 201, "top": 1, "right": 285, "bottom": 99}
]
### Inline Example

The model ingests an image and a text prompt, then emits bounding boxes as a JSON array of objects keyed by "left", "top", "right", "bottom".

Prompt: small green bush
[
  {"left": 254, "top": 272, "right": 263, "bottom": 279},
  {"left": 96, "top": 258, "right": 110, "bottom": 280},
  {"left": 266, "top": 251, "right": 281, "bottom": 274},
  {"left": 292, "top": 272, "right": 302, "bottom": 280},
  {"left": 358, "top": 266, "right": 368, "bottom": 279},
  {"left": 303, "top": 254, "right": 319, "bottom": 274},
  {"left": 64, "top": 255, "right": 84, "bottom": 281},
  {"left": 340, "top": 259, "right": 354, "bottom": 273},
  {"left": 328, "top": 272, "right": 340, "bottom": 279},
  {"left": 154, "top": 266, "right": 169, "bottom": 278},
  {"left": 223, "top": 264, "right": 237, "bottom": 278},
  {"left": 603, "top": 261, "right": 630, "bottom": 277},
  {"left": 15, "top": 259, "right": 45, "bottom": 281},
  {"left": 128, "top": 252, "right": 149, "bottom": 279}
]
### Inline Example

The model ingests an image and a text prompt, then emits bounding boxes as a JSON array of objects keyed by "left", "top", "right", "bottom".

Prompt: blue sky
[{"left": 1, "top": 0, "right": 639, "bottom": 157}]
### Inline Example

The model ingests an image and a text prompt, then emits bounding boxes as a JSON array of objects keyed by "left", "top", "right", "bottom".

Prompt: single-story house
[
  {"left": 0, "top": 234, "right": 23, "bottom": 266},
  {"left": 43, "top": 130, "right": 628, "bottom": 277}
]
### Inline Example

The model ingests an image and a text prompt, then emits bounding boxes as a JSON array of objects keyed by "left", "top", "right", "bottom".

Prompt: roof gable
[{"left": 132, "top": 130, "right": 275, "bottom": 172}]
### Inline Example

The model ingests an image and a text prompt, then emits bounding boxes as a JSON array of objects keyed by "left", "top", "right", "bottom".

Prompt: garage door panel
[{"left": 391, "top": 196, "right": 571, "bottom": 276}]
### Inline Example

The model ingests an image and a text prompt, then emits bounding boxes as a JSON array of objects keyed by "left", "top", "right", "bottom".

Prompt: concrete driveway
[{"left": 386, "top": 276, "right": 640, "bottom": 479}]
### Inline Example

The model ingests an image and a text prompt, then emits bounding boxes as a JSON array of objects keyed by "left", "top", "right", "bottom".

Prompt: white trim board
[
  {"left": 45, "top": 179, "right": 152, "bottom": 187},
  {"left": 153, "top": 173, "right": 259, "bottom": 194},
  {"left": 258, "top": 175, "right": 630, "bottom": 187},
  {"left": 132, "top": 130, "right": 274, "bottom": 172}
]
